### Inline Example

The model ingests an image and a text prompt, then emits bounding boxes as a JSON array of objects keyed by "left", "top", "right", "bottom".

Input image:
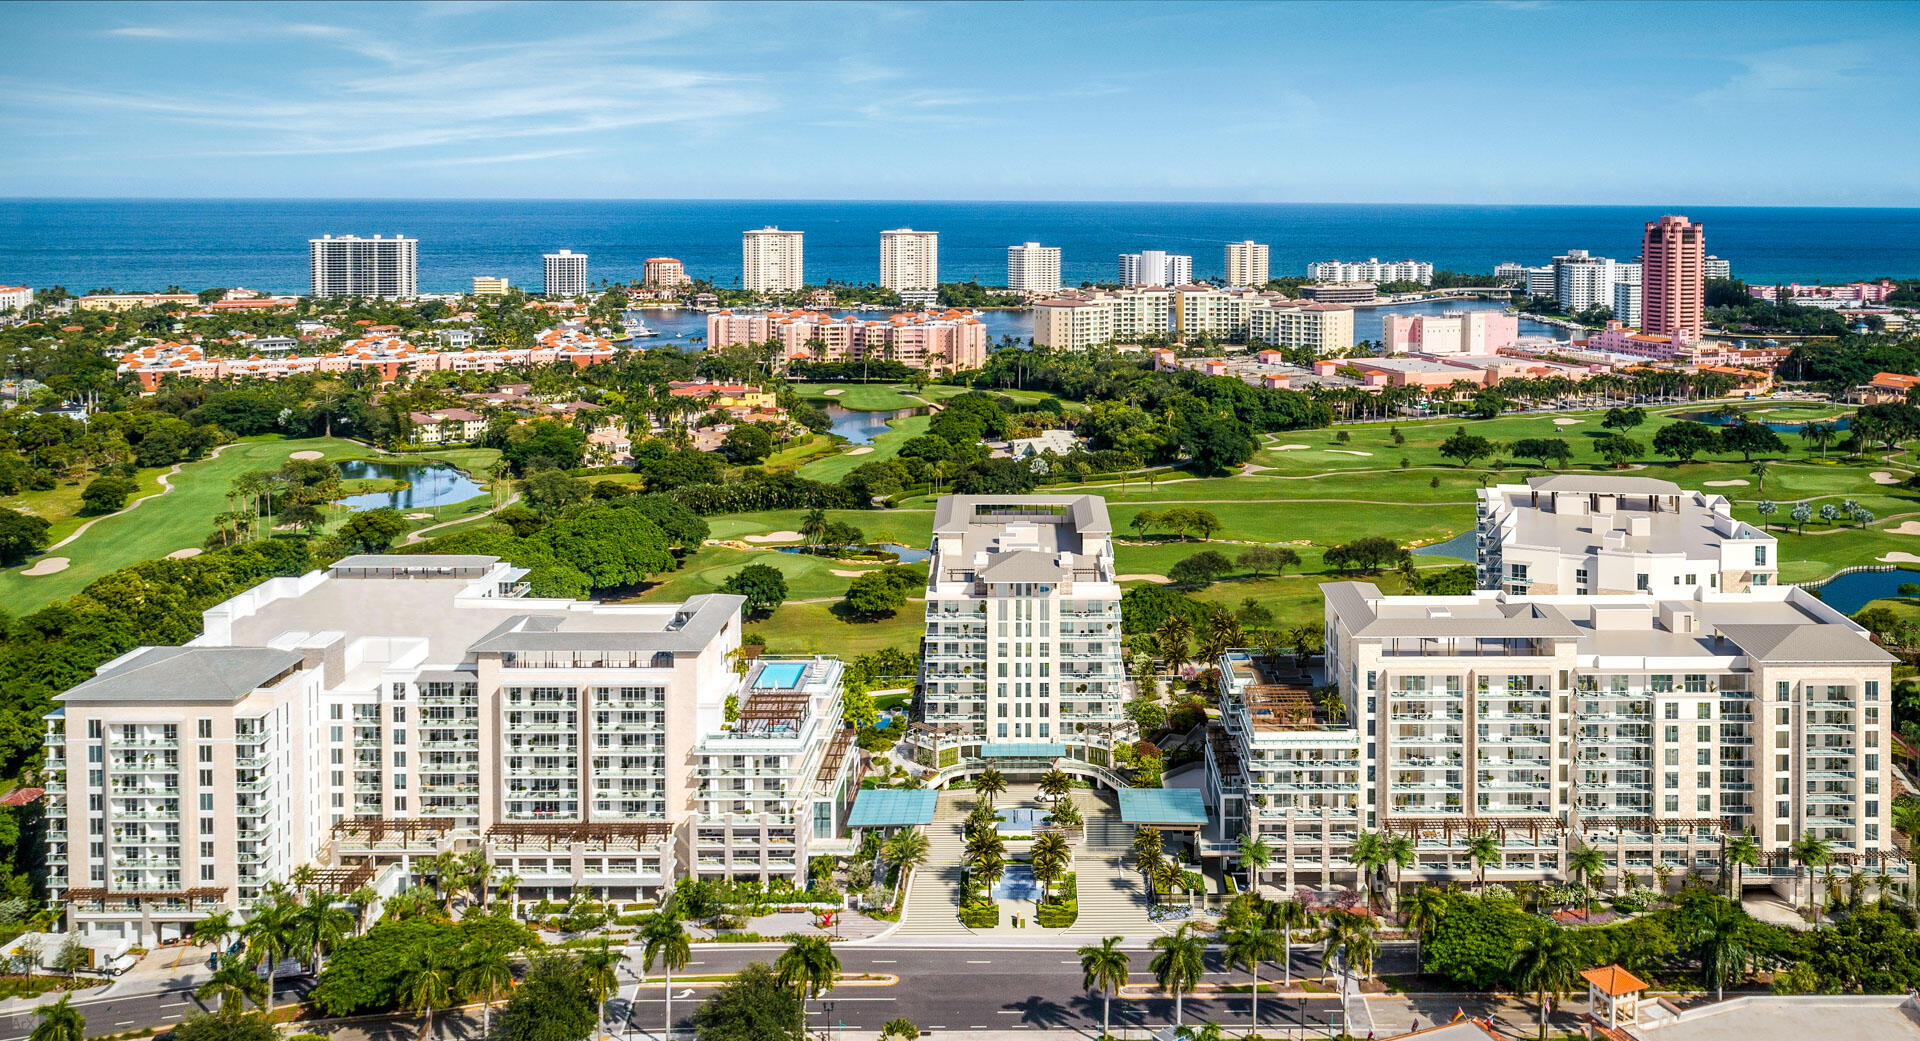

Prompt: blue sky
[{"left": 5, "top": 0, "right": 1916, "bottom": 204}]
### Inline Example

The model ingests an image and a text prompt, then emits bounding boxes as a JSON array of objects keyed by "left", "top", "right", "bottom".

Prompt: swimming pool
[{"left": 754, "top": 662, "right": 808, "bottom": 689}]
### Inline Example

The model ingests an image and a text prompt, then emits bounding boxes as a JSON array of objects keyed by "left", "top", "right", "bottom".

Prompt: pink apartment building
[
  {"left": 1747, "top": 281, "right": 1898, "bottom": 304},
  {"left": 120, "top": 331, "right": 619, "bottom": 390},
  {"left": 704, "top": 308, "right": 987, "bottom": 372},
  {"left": 1585, "top": 320, "right": 1689, "bottom": 360},
  {"left": 1642, "top": 215, "right": 1705, "bottom": 340},
  {"left": 1381, "top": 310, "right": 1519, "bottom": 354}
]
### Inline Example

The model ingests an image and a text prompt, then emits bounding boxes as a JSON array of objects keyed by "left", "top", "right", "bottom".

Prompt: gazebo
[{"left": 1581, "top": 963, "right": 1649, "bottom": 1030}]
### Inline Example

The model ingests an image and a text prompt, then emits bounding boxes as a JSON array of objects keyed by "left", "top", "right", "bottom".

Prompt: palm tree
[
  {"left": 28, "top": 997, "right": 84, "bottom": 1041},
  {"left": 1030, "top": 832, "right": 1072, "bottom": 904},
  {"left": 1224, "top": 923, "right": 1285, "bottom": 1033},
  {"left": 1722, "top": 833, "right": 1760, "bottom": 898},
  {"left": 241, "top": 895, "right": 298, "bottom": 1013},
  {"left": 1349, "top": 831, "right": 1383, "bottom": 905},
  {"left": 344, "top": 885, "right": 381, "bottom": 933},
  {"left": 1149, "top": 924, "right": 1206, "bottom": 1027},
  {"left": 1791, "top": 833, "right": 1833, "bottom": 915},
  {"left": 195, "top": 959, "right": 267, "bottom": 1013},
  {"left": 1690, "top": 900, "right": 1749, "bottom": 1001},
  {"left": 1749, "top": 459, "right": 1772, "bottom": 493},
  {"left": 1262, "top": 898, "right": 1311, "bottom": 985},
  {"left": 1156, "top": 614, "right": 1193, "bottom": 674},
  {"left": 883, "top": 829, "right": 930, "bottom": 884},
  {"left": 1402, "top": 886, "right": 1448, "bottom": 968},
  {"left": 404, "top": 947, "right": 457, "bottom": 1039},
  {"left": 776, "top": 935, "right": 841, "bottom": 1034},
  {"left": 1078, "top": 936, "right": 1130, "bottom": 1040},
  {"left": 1237, "top": 832, "right": 1272, "bottom": 894},
  {"left": 1132, "top": 826, "right": 1165, "bottom": 877},
  {"left": 1381, "top": 833, "right": 1415, "bottom": 909},
  {"left": 190, "top": 910, "right": 235, "bottom": 968},
  {"left": 457, "top": 938, "right": 515, "bottom": 1038},
  {"left": 1756, "top": 500, "right": 1777, "bottom": 530},
  {"left": 800, "top": 508, "right": 828, "bottom": 547},
  {"left": 292, "top": 890, "right": 354, "bottom": 974},
  {"left": 581, "top": 938, "right": 626, "bottom": 1031},
  {"left": 1467, "top": 833, "right": 1501, "bottom": 890},
  {"left": 1037, "top": 768, "right": 1072, "bottom": 803},
  {"left": 972, "top": 767, "right": 1008, "bottom": 807},
  {"left": 641, "top": 916, "right": 691, "bottom": 1041},
  {"left": 1510, "top": 925, "right": 1582, "bottom": 1041}
]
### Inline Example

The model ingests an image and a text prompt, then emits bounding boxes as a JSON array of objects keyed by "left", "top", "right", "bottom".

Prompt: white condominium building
[
  {"left": 1477, "top": 476, "right": 1777, "bottom": 597},
  {"left": 911, "top": 496, "right": 1133, "bottom": 777},
  {"left": 1614, "top": 281, "right": 1643, "bottom": 327},
  {"left": 1493, "top": 262, "right": 1529, "bottom": 286},
  {"left": 44, "top": 555, "right": 858, "bottom": 943},
  {"left": 1553, "top": 249, "right": 1621, "bottom": 313},
  {"left": 1007, "top": 242, "right": 1062, "bottom": 295},
  {"left": 309, "top": 235, "right": 418, "bottom": 299},
  {"left": 1225, "top": 241, "right": 1270, "bottom": 287},
  {"left": 1525, "top": 266, "right": 1556, "bottom": 299},
  {"left": 543, "top": 250, "right": 589, "bottom": 298},
  {"left": 880, "top": 229, "right": 939, "bottom": 293},
  {"left": 1033, "top": 288, "right": 1350, "bottom": 352},
  {"left": 1206, "top": 581, "right": 1898, "bottom": 894},
  {"left": 743, "top": 227, "right": 805, "bottom": 293},
  {"left": 1119, "top": 250, "right": 1192, "bottom": 287},
  {"left": 1705, "top": 256, "right": 1731, "bottom": 281},
  {"left": 1246, "top": 300, "right": 1355, "bottom": 353},
  {"left": 1307, "top": 258, "right": 1433, "bottom": 285},
  {"left": 1032, "top": 288, "right": 1174, "bottom": 350}
]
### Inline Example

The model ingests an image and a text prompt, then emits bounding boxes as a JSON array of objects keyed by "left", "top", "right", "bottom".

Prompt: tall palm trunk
[
  {"left": 664, "top": 966, "right": 673, "bottom": 1040},
  {"left": 1283, "top": 926, "right": 1292, "bottom": 985},
  {"left": 1102, "top": 992, "right": 1111, "bottom": 1039},
  {"left": 1250, "top": 960, "right": 1262, "bottom": 1033}
]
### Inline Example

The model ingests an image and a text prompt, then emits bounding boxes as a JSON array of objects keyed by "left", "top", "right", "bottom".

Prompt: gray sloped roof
[
  {"left": 1529, "top": 475, "right": 1682, "bottom": 496},
  {"left": 1716, "top": 623, "right": 1895, "bottom": 664},
  {"left": 977, "top": 549, "right": 1067, "bottom": 583},
  {"left": 59, "top": 646, "right": 306, "bottom": 704}
]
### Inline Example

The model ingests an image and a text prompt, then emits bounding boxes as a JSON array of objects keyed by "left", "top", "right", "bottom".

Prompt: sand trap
[
  {"left": 830, "top": 569, "right": 874, "bottom": 578},
  {"left": 743, "top": 531, "right": 804, "bottom": 544},
  {"left": 1115, "top": 574, "right": 1171, "bottom": 584},
  {"left": 847, "top": 446, "right": 874, "bottom": 456},
  {"left": 1880, "top": 553, "right": 1920, "bottom": 565},
  {"left": 1552, "top": 418, "right": 1582, "bottom": 426},
  {"left": 1272, "top": 444, "right": 1310, "bottom": 451},
  {"left": 1886, "top": 521, "right": 1920, "bottom": 536},
  {"left": 821, "top": 388, "right": 845, "bottom": 396},
  {"left": 1703, "top": 479, "right": 1749, "bottom": 487},
  {"left": 289, "top": 450, "right": 324, "bottom": 460},
  {"left": 405, "top": 512, "right": 433, "bottom": 520},
  {"left": 21, "top": 556, "right": 69, "bottom": 576},
  {"left": 1871, "top": 471, "right": 1902, "bottom": 485},
  {"left": 165, "top": 548, "right": 202, "bottom": 559},
  {"left": 1327, "top": 449, "right": 1373, "bottom": 456}
]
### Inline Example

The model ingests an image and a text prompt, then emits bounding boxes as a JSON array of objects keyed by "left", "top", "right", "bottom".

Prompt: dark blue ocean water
[{"left": 2, "top": 200, "right": 1916, "bottom": 296}]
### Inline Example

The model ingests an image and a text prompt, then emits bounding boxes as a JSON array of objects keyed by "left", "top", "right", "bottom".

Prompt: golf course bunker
[
  {"left": 1886, "top": 521, "right": 1920, "bottom": 536},
  {"left": 847, "top": 446, "right": 874, "bottom": 455},
  {"left": 1872, "top": 471, "right": 1901, "bottom": 485},
  {"left": 1880, "top": 553, "right": 1920, "bottom": 565},
  {"left": 1327, "top": 449, "right": 1373, "bottom": 456},
  {"left": 21, "top": 556, "right": 69, "bottom": 576},
  {"left": 289, "top": 450, "right": 325, "bottom": 461},
  {"left": 1703, "top": 480, "right": 1749, "bottom": 487},
  {"left": 166, "top": 548, "right": 203, "bottom": 559},
  {"left": 1272, "top": 444, "right": 1310, "bottom": 450},
  {"left": 744, "top": 531, "right": 804, "bottom": 543},
  {"left": 1553, "top": 418, "right": 1582, "bottom": 426}
]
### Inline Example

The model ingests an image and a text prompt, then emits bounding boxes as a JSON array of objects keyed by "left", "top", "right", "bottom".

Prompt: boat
[{"left": 621, "top": 315, "right": 660, "bottom": 339}]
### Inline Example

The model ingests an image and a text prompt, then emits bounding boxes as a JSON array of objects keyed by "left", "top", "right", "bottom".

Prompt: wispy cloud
[
  {"left": 1695, "top": 42, "right": 1874, "bottom": 105},
  {"left": 403, "top": 148, "right": 593, "bottom": 168}
]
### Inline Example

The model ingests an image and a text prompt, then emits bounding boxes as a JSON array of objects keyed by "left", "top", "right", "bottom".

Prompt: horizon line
[{"left": 2, "top": 196, "right": 1917, "bottom": 211}]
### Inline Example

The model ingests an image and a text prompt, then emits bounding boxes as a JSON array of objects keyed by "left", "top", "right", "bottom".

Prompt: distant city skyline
[{"left": 3, "top": 1, "right": 1917, "bottom": 205}]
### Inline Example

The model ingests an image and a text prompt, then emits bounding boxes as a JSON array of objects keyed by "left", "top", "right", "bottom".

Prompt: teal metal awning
[
  {"left": 846, "top": 788, "right": 937, "bottom": 828},
  {"left": 979, "top": 742, "right": 1067, "bottom": 758},
  {"left": 1118, "top": 787, "right": 1209, "bottom": 826}
]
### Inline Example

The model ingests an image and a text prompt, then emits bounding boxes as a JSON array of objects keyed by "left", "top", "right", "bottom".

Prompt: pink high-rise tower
[{"left": 1641, "top": 215, "right": 1705, "bottom": 341}]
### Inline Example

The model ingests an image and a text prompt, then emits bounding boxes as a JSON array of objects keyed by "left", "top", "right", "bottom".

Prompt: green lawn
[
  {"left": 790, "top": 382, "right": 959, "bottom": 411},
  {"left": 745, "top": 600, "right": 925, "bottom": 656},
  {"left": 799, "top": 415, "right": 933, "bottom": 483},
  {"left": 635, "top": 545, "right": 877, "bottom": 603},
  {"left": 0, "top": 437, "right": 501, "bottom": 614},
  {"left": 705, "top": 508, "right": 935, "bottom": 548},
  {"left": 763, "top": 434, "right": 842, "bottom": 472}
]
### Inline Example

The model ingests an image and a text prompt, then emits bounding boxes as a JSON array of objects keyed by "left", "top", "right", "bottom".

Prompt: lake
[
  {"left": 1807, "top": 568, "right": 1920, "bottom": 615},
  {"left": 825, "top": 405, "right": 916, "bottom": 445},
  {"left": 337, "top": 460, "right": 485, "bottom": 512}
]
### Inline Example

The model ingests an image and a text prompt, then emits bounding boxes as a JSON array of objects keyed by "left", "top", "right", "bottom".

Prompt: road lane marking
[
  {"left": 996, "top": 1010, "right": 1022, "bottom": 1015},
  {"left": 966, "top": 959, "right": 992, "bottom": 964},
  {"left": 869, "top": 959, "right": 896, "bottom": 964}
]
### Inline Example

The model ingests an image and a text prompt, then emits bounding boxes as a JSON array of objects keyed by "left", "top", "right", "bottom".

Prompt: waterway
[
  {"left": 824, "top": 405, "right": 915, "bottom": 444},
  {"left": 774, "top": 543, "right": 930, "bottom": 564},
  {"left": 336, "top": 460, "right": 485, "bottom": 512},
  {"left": 1808, "top": 569, "right": 1920, "bottom": 615}
]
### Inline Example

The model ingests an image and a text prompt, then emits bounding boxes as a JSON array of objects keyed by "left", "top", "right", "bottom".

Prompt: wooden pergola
[
  {"left": 309, "top": 863, "right": 376, "bottom": 894},
  {"left": 1381, "top": 815, "right": 1569, "bottom": 843},
  {"left": 485, "top": 821, "right": 673, "bottom": 851},
  {"left": 815, "top": 727, "right": 858, "bottom": 788},
  {"left": 65, "top": 887, "right": 226, "bottom": 905},
  {"left": 331, "top": 816, "right": 456, "bottom": 842}
]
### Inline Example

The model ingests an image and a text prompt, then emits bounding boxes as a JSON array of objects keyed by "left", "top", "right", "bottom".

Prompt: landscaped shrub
[
  {"left": 958, "top": 902, "right": 999, "bottom": 929},
  {"left": 1036, "top": 900, "right": 1079, "bottom": 928}
]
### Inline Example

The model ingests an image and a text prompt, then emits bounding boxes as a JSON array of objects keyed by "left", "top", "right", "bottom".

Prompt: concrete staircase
[{"left": 896, "top": 790, "right": 975, "bottom": 936}]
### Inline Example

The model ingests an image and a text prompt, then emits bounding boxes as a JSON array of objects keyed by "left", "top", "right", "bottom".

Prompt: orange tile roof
[{"left": 1580, "top": 964, "right": 1648, "bottom": 996}]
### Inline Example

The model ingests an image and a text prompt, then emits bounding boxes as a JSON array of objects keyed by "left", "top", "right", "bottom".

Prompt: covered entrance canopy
[
  {"left": 980, "top": 742, "right": 1067, "bottom": 758},
  {"left": 1118, "top": 787, "right": 1209, "bottom": 828},
  {"left": 847, "top": 788, "right": 938, "bottom": 829}
]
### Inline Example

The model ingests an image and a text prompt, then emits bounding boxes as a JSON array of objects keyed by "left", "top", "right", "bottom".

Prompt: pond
[
  {"left": 336, "top": 460, "right": 486, "bottom": 512},
  {"left": 1412, "top": 530, "right": 1477, "bottom": 561},
  {"left": 825, "top": 405, "right": 915, "bottom": 445},
  {"left": 1807, "top": 568, "right": 1920, "bottom": 615},
  {"left": 774, "top": 543, "right": 931, "bottom": 564},
  {"left": 1687, "top": 411, "right": 1851, "bottom": 433}
]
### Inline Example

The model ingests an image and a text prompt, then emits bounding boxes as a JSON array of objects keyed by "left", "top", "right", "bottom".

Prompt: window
[
  {"left": 1867, "top": 681, "right": 1881, "bottom": 701},
  {"left": 1755, "top": 573, "right": 1771, "bottom": 586},
  {"left": 1697, "top": 749, "right": 1712, "bottom": 765},
  {"left": 1665, "top": 795, "right": 1680, "bottom": 812},
  {"left": 1665, "top": 773, "right": 1679, "bottom": 789},
  {"left": 1665, "top": 748, "right": 1680, "bottom": 766},
  {"left": 1636, "top": 573, "right": 1650, "bottom": 591},
  {"left": 197, "top": 719, "right": 213, "bottom": 739},
  {"left": 1685, "top": 574, "right": 1697, "bottom": 585},
  {"left": 1698, "top": 725, "right": 1711, "bottom": 743},
  {"left": 997, "top": 723, "right": 1008, "bottom": 738},
  {"left": 1697, "top": 795, "right": 1712, "bottom": 811},
  {"left": 1665, "top": 725, "right": 1680, "bottom": 743},
  {"left": 1664, "top": 702, "right": 1679, "bottom": 718},
  {"left": 1755, "top": 546, "right": 1768, "bottom": 566},
  {"left": 1695, "top": 700, "right": 1712, "bottom": 717}
]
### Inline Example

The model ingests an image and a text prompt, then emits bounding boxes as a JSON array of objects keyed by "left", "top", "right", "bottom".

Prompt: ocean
[{"left": 2, "top": 199, "right": 1916, "bottom": 296}]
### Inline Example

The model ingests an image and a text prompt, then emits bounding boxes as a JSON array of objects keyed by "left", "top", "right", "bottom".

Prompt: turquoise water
[
  {"left": 4, "top": 200, "right": 1914, "bottom": 292},
  {"left": 753, "top": 661, "right": 807, "bottom": 689},
  {"left": 336, "top": 460, "right": 483, "bottom": 512}
]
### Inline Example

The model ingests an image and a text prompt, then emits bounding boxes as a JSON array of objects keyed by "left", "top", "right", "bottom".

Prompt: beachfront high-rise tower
[
  {"left": 543, "top": 249, "right": 588, "bottom": 298},
  {"left": 1642, "top": 215, "right": 1706, "bottom": 341},
  {"left": 309, "top": 234, "right": 418, "bottom": 299},
  {"left": 742, "top": 227, "right": 804, "bottom": 293}
]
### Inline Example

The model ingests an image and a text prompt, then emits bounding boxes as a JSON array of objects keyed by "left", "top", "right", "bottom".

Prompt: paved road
[
  {"left": 613, "top": 942, "right": 1414, "bottom": 1038},
  {"left": 0, "top": 977, "right": 315, "bottom": 1041},
  {"left": 0, "top": 942, "right": 1417, "bottom": 1040}
]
